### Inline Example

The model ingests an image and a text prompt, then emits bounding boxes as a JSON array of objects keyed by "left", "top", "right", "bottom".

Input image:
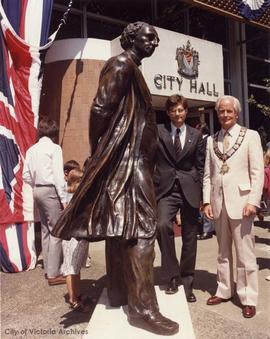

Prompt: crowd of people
[{"left": 21, "top": 21, "right": 269, "bottom": 335}]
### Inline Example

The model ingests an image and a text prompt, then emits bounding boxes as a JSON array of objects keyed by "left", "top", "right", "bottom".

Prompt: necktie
[
  {"left": 174, "top": 128, "right": 182, "bottom": 158},
  {"left": 223, "top": 131, "right": 230, "bottom": 152}
]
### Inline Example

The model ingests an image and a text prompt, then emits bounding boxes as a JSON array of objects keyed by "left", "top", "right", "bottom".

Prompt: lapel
[
  {"left": 177, "top": 125, "right": 193, "bottom": 162},
  {"left": 159, "top": 122, "right": 176, "bottom": 160},
  {"left": 210, "top": 131, "right": 223, "bottom": 168},
  {"left": 159, "top": 123, "right": 195, "bottom": 163}
]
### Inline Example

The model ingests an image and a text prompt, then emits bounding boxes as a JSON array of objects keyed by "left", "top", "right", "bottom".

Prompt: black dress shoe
[
  {"left": 129, "top": 311, "right": 179, "bottom": 335},
  {"left": 165, "top": 278, "right": 178, "bottom": 294},
  {"left": 198, "top": 232, "right": 213, "bottom": 240},
  {"left": 186, "top": 293, "right": 196, "bottom": 303}
]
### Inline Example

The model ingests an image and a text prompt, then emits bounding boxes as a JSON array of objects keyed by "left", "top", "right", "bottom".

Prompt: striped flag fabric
[
  {"left": 0, "top": 222, "right": 36, "bottom": 272},
  {"left": 0, "top": 0, "right": 56, "bottom": 272}
]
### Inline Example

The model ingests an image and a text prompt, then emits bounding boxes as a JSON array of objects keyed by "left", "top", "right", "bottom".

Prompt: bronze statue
[{"left": 52, "top": 21, "right": 179, "bottom": 335}]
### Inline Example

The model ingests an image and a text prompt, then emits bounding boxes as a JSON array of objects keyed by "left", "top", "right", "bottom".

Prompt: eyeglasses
[{"left": 168, "top": 108, "right": 186, "bottom": 115}]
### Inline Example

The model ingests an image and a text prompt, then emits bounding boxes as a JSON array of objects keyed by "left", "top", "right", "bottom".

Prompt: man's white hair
[{"left": 215, "top": 95, "right": 241, "bottom": 114}]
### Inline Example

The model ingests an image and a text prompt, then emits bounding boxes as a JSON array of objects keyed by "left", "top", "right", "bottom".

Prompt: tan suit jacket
[{"left": 203, "top": 125, "right": 264, "bottom": 220}]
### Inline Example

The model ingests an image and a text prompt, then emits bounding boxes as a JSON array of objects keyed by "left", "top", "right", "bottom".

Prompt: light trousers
[
  {"left": 214, "top": 202, "right": 258, "bottom": 306},
  {"left": 33, "top": 186, "right": 63, "bottom": 278}
]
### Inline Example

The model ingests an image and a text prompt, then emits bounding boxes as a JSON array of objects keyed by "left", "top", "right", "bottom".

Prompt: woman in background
[{"left": 61, "top": 168, "right": 90, "bottom": 312}]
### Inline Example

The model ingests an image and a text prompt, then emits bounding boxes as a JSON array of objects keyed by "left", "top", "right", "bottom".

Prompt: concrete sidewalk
[{"left": 1, "top": 218, "right": 269, "bottom": 339}]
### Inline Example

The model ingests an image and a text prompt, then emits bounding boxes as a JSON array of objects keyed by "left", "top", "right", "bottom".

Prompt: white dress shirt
[
  {"left": 170, "top": 123, "right": 186, "bottom": 149},
  {"left": 22, "top": 136, "right": 66, "bottom": 204},
  {"left": 218, "top": 123, "right": 241, "bottom": 153}
]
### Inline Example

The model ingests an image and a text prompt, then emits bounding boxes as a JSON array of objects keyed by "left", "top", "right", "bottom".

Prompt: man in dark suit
[{"left": 154, "top": 94, "right": 204, "bottom": 302}]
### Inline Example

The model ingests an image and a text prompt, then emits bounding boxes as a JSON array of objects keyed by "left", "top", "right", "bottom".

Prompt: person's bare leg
[
  {"left": 66, "top": 274, "right": 90, "bottom": 312},
  {"left": 66, "top": 275, "right": 77, "bottom": 304}
]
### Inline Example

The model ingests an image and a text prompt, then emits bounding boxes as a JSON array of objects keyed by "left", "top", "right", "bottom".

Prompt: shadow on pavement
[
  {"left": 255, "top": 235, "right": 270, "bottom": 246},
  {"left": 154, "top": 267, "right": 218, "bottom": 297},
  {"left": 257, "top": 257, "right": 270, "bottom": 270},
  {"left": 193, "top": 269, "right": 217, "bottom": 296},
  {"left": 193, "top": 271, "right": 243, "bottom": 309},
  {"left": 230, "top": 293, "right": 242, "bottom": 309},
  {"left": 60, "top": 275, "right": 107, "bottom": 328},
  {"left": 153, "top": 266, "right": 167, "bottom": 286},
  {"left": 254, "top": 220, "right": 270, "bottom": 230}
]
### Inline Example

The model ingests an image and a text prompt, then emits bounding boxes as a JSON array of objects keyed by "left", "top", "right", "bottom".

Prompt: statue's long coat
[{"left": 52, "top": 51, "right": 158, "bottom": 241}]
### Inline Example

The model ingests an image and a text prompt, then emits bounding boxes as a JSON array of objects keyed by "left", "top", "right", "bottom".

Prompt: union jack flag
[{"left": 0, "top": 0, "right": 56, "bottom": 272}]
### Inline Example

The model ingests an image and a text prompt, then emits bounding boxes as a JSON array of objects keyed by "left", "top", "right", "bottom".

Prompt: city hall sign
[{"left": 142, "top": 28, "right": 224, "bottom": 102}]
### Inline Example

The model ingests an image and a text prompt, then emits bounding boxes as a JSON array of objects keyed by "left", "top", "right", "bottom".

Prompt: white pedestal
[{"left": 83, "top": 286, "right": 195, "bottom": 338}]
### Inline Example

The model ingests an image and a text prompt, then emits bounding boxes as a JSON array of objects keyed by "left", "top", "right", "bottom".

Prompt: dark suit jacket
[{"left": 154, "top": 122, "right": 205, "bottom": 208}]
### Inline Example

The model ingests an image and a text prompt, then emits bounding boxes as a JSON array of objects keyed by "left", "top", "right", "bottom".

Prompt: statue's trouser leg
[
  {"left": 106, "top": 236, "right": 179, "bottom": 335},
  {"left": 105, "top": 238, "right": 128, "bottom": 307},
  {"left": 106, "top": 236, "right": 159, "bottom": 314},
  {"left": 122, "top": 235, "right": 159, "bottom": 316}
]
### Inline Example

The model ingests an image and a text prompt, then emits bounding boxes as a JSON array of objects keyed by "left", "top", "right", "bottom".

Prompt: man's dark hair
[
  {"left": 37, "top": 117, "right": 59, "bottom": 141},
  {"left": 165, "top": 94, "right": 188, "bottom": 112},
  {"left": 64, "top": 160, "right": 80, "bottom": 173},
  {"left": 120, "top": 21, "right": 147, "bottom": 50}
]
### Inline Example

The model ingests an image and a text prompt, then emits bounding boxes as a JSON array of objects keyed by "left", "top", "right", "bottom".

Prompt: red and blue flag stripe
[{"left": 0, "top": 0, "right": 54, "bottom": 272}]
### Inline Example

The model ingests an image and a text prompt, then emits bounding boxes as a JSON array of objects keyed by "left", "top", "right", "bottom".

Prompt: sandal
[{"left": 69, "top": 300, "right": 90, "bottom": 313}]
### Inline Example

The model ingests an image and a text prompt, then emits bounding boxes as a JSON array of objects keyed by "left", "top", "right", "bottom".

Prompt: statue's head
[{"left": 120, "top": 21, "right": 159, "bottom": 60}]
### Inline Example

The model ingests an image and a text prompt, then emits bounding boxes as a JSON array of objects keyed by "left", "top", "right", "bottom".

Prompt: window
[
  {"left": 189, "top": 7, "right": 228, "bottom": 47},
  {"left": 156, "top": 0, "right": 187, "bottom": 33},
  {"left": 246, "top": 25, "right": 270, "bottom": 60},
  {"left": 86, "top": 0, "right": 152, "bottom": 23}
]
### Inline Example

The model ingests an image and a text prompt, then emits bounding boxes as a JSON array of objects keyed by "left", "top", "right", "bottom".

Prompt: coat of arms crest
[{"left": 176, "top": 40, "right": 199, "bottom": 79}]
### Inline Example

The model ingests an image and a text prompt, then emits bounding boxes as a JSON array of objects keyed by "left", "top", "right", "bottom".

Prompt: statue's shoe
[{"left": 128, "top": 311, "right": 179, "bottom": 335}]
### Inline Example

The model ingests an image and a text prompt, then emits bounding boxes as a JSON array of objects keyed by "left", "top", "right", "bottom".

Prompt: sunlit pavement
[{"left": 1, "top": 217, "right": 269, "bottom": 339}]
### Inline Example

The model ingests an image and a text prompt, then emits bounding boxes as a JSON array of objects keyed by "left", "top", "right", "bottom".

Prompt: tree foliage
[{"left": 249, "top": 78, "right": 270, "bottom": 118}]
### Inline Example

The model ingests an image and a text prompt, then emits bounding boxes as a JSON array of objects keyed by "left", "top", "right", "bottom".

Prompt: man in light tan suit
[{"left": 203, "top": 95, "right": 264, "bottom": 318}]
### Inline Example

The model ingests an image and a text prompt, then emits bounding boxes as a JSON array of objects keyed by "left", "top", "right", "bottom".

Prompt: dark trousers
[
  {"left": 105, "top": 236, "right": 159, "bottom": 316},
  {"left": 157, "top": 187, "right": 199, "bottom": 296}
]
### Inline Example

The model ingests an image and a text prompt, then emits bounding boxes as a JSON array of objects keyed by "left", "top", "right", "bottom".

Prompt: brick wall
[{"left": 40, "top": 59, "right": 105, "bottom": 166}]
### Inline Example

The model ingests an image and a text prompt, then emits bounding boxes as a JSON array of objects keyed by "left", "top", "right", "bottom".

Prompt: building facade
[{"left": 40, "top": 0, "right": 270, "bottom": 164}]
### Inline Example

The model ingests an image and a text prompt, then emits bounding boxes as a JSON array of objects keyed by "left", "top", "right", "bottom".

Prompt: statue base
[{"left": 83, "top": 286, "right": 195, "bottom": 338}]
